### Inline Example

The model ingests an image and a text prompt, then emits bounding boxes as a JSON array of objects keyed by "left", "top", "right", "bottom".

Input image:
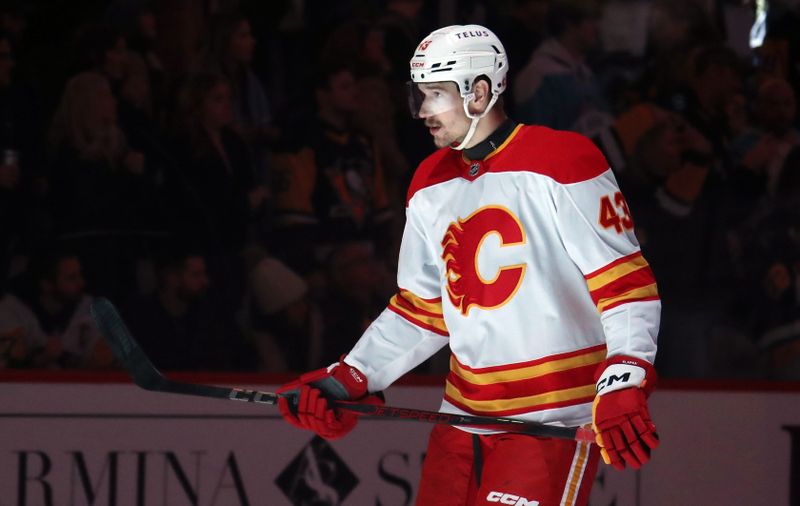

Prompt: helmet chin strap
[{"left": 451, "top": 93, "right": 500, "bottom": 151}]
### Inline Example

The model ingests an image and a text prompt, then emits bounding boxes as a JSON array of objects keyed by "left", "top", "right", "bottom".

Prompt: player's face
[{"left": 416, "top": 82, "right": 468, "bottom": 148}]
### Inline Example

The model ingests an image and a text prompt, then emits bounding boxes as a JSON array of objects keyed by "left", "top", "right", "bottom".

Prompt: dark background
[{"left": 1, "top": 0, "right": 798, "bottom": 382}]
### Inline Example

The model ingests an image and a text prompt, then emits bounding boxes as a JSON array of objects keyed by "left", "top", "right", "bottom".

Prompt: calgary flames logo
[{"left": 441, "top": 206, "right": 526, "bottom": 315}]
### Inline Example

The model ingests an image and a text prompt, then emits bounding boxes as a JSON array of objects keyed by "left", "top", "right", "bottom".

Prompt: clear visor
[{"left": 407, "top": 81, "right": 461, "bottom": 119}]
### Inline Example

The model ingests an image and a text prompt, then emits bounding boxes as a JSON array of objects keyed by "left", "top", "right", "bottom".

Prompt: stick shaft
[
  {"left": 90, "top": 297, "right": 595, "bottom": 444},
  {"left": 153, "top": 380, "right": 595, "bottom": 442}
]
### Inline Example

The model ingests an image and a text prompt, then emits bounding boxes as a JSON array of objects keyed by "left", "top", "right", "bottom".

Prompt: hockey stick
[{"left": 90, "top": 297, "right": 595, "bottom": 443}]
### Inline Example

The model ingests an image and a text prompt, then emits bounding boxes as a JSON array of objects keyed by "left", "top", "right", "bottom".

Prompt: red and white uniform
[
  {"left": 345, "top": 124, "right": 659, "bottom": 427},
  {"left": 344, "top": 124, "right": 659, "bottom": 505}
]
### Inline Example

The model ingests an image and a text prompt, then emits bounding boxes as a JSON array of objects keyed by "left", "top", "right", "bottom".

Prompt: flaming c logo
[{"left": 441, "top": 206, "right": 526, "bottom": 315}]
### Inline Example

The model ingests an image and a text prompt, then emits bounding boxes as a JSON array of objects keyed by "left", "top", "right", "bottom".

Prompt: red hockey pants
[{"left": 415, "top": 424, "right": 600, "bottom": 506}]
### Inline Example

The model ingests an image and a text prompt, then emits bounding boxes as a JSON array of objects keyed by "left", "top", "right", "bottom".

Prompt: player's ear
[{"left": 469, "top": 79, "right": 491, "bottom": 114}]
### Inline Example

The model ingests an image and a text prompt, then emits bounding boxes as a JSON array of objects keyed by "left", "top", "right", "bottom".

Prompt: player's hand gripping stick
[{"left": 277, "top": 360, "right": 385, "bottom": 440}]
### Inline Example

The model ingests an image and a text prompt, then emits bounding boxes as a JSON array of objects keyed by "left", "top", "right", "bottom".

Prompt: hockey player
[{"left": 278, "top": 24, "right": 660, "bottom": 506}]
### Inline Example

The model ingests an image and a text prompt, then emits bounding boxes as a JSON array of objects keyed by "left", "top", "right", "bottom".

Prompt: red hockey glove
[
  {"left": 592, "top": 355, "right": 659, "bottom": 471},
  {"left": 277, "top": 359, "right": 384, "bottom": 440}
]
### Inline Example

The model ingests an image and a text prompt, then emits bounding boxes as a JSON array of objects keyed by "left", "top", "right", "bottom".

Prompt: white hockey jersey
[{"left": 345, "top": 124, "right": 660, "bottom": 429}]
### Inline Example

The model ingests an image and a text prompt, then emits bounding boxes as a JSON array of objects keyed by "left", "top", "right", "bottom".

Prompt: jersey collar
[{"left": 463, "top": 118, "right": 518, "bottom": 161}]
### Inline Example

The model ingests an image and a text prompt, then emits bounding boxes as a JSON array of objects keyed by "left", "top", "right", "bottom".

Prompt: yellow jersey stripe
[
  {"left": 444, "top": 381, "right": 596, "bottom": 412},
  {"left": 450, "top": 350, "right": 606, "bottom": 385},
  {"left": 398, "top": 289, "right": 443, "bottom": 315},
  {"left": 597, "top": 283, "right": 659, "bottom": 312},
  {"left": 390, "top": 297, "right": 448, "bottom": 333},
  {"left": 586, "top": 255, "right": 649, "bottom": 292}
]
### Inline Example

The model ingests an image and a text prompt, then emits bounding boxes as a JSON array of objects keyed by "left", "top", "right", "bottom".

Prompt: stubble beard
[
  {"left": 427, "top": 123, "right": 457, "bottom": 148},
  {"left": 433, "top": 135, "right": 450, "bottom": 148}
]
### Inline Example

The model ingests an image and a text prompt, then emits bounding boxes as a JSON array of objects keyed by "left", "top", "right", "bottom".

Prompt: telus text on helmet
[{"left": 454, "top": 30, "right": 490, "bottom": 39}]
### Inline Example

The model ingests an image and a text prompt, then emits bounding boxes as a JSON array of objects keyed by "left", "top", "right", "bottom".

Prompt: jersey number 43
[{"left": 599, "top": 191, "right": 633, "bottom": 233}]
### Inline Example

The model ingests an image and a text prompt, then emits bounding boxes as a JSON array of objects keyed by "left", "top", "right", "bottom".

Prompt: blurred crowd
[{"left": 1, "top": 0, "right": 799, "bottom": 380}]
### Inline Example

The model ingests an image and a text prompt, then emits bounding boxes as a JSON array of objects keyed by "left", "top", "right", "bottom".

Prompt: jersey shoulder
[
  {"left": 406, "top": 147, "right": 460, "bottom": 205},
  {"left": 492, "top": 125, "right": 610, "bottom": 184}
]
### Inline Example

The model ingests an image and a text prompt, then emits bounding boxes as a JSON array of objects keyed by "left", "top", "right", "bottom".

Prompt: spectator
[
  {"left": 0, "top": 250, "right": 113, "bottom": 369},
  {"left": 758, "top": 0, "right": 800, "bottom": 83},
  {"left": 243, "top": 250, "right": 322, "bottom": 372},
  {"left": 673, "top": 44, "right": 743, "bottom": 170},
  {"left": 624, "top": 110, "right": 715, "bottom": 220},
  {"left": 47, "top": 71, "right": 155, "bottom": 301},
  {"left": 308, "top": 64, "right": 393, "bottom": 255},
  {"left": 117, "top": 51, "right": 173, "bottom": 189},
  {"left": 513, "top": 0, "right": 610, "bottom": 135},
  {"left": 72, "top": 23, "right": 129, "bottom": 97},
  {"left": 169, "top": 71, "right": 266, "bottom": 252},
  {"left": 106, "top": 1, "right": 168, "bottom": 121},
  {"left": 123, "top": 249, "right": 242, "bottom": 371},
  {"left": 493, "top": 0, "right": 550, "bottom": 112},
  {"left": 0, "top": 4, "right": 28, "bottom": 52},
  {"left": 0, "top": 29, "right": 46, "bottom": 285},
  {"left": 377, "top": 0, "right": 426, "bottom": 85},
  {"left": 0, "top": 290, "right": 37, "bottom": 368},
  {"left": 0, "top": 4, "right": 37, "bottom": 85},
  {"left": 150, "top": 0, "right": 206, "bottom": 78},
  {"left": 729, "top": 77, "right": 800, "bottom": 197},
  {"left": 611, "top": 2, "right": 720, "bottom": 173},
  {"left": 267, "top": 147, "right": 319, "bottom": 274},
  {"left": 0, "top": 31, "right": 42, "bottom": 168},
  {"left": 322, "top": 20, "right": 410, "bottom": 206},
  {"left": 316, "top": 241, "right": 391, "bottom": 366},
  {"left": 660, "top": 45, "right": 746, "bottom": 290},
  {"left": 734, "top": 152, "right": 800, "bottom": 379},
  {"left": 376, "top": 0, "right": 433, "bottom": 169},
  {"left": 642, "top": 0, "right": 720, "bottom": 103},
  {"left": 168, "top": 71, "right": 267, "bottom": 315},
  {"left": 625, "top": 111, "right": 728, "bottom": 378},
  {"left": 199, "top": 11, "right": 279, "bottom": 151}
]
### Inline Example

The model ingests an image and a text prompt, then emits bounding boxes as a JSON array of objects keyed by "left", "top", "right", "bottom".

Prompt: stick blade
[{"left": 90, "top": 297, "right": 166, "bottom": 391}]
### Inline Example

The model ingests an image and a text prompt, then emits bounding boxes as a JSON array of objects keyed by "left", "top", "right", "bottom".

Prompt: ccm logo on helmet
[{"left": 486, "top": 491, "right": 539, "bottom": 505}]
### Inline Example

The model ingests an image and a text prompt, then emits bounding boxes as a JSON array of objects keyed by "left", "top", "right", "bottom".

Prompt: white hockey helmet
[
  {"left": 408, "top": 25, "right": 508, "bottom": 149},
  {"left": 409, "top": 24, "right": 508, "bottom": 97}
]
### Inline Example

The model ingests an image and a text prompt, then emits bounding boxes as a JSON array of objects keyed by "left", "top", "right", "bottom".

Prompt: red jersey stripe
[
  {"left": 387, "top": 304, "right": 449, "bottom": 336},
  {"left": 588, "top": 265, "right": 657, "bottom": 306}
]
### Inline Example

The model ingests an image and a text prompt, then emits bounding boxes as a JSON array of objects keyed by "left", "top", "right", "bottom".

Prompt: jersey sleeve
[
  {"left": 344, "top": 199, "right": 449, "bottom": 391},
  {"left": 552, "top": 167, "right": 660, "bottom": 364}
]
